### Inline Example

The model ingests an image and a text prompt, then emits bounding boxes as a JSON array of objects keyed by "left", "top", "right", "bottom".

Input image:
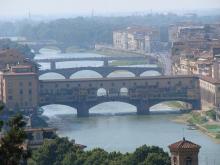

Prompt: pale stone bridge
[
  {"left": 39, "top": 75, "right": 201, "bottom": 117},
  {"left": 34, "top": 55, "right": 157, "bottom": 69},
  {"left": 39, "top": 66, "right": 163, "bottom": 79}
]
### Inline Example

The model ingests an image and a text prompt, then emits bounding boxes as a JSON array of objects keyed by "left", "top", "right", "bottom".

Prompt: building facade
[
  {"left": 113, "top": 27, "right": 160, "bottom": 53},
  {"left": 0, "top": 49, "right": 39, "bottom": 111}
]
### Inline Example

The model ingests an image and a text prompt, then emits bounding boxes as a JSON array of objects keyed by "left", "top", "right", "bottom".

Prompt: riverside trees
[{"left": 28, "top": 137, "right": 170, "bottom": 165}]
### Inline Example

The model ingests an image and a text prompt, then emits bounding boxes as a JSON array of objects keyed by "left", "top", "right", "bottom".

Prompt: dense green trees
[
  {"left": 0, "top": 105, "right": 28, "bottom": 165},
  {"left": 29, "top": 137, "right": 171, "bottom": 165},
  {"left": 1, "top": 14, "right": 220, "bottom": 49}
]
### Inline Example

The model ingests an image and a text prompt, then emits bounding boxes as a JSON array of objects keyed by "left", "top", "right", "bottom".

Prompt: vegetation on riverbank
[
  {"left": 110, "top": 60, "right": 147, "bottom": 66},
  {"left": 28, "top": 137, "right": 170, "bottom": 165},
  {"left": 165, "top": 101, "right": 189, "bottom": 110},
  {"left": 173, "top": 110, "right": 220, "bottom": 140},
  {"left": 31, "top": 115, "right": 49, "bottom": 128}
]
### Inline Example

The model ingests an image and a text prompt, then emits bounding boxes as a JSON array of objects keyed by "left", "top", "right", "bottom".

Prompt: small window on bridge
[
  {"left": 78, "top": 84, "right": 81, "bottom": 87},
  {"left": 167, "top": 81, "right": 171, "bottom": 85},
  {"left": 100, "top": 83, "right": 103, "bottom": 87},
  {"left": 123, "top": 82, "right": 126, "bottom": 86}
]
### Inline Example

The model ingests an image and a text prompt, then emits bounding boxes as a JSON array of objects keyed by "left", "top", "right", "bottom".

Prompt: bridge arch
[
  {"left": 70, "top": 70, "right": 103, "bottom": 79},
  {"left": 107, "top": 70, "right": 136, "bottom": 78},
  {"left": 40, "top": 104, "right": 77, "bottom": 116},
  {"left": 39, "top": 72, "right": 66, "bottom": 80},
  {"left": 149, "top": 100, "right": 197, "bottom": 113},
  {"left": 89, "top": 101, "right": 137, "bottom": 115},
  {"left": 140, "top": 70, "right": 161, "bottom": 77}
]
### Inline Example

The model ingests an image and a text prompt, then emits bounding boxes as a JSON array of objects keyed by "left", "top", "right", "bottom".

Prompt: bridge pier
[
  {"left": 76, "top": 103, "right": 90, "bottom": 117},
  {"left": 103, "top": 60, "right": 109, "bottom": 67},
  {"left": 191, "top": 100, "right": 201, "bottom": 110},
  {"left": 50, "top": 61, "right": 56, "bottom": 70},
  {"left": 136, "top": 100, "right": 150, "bottom": 115}
]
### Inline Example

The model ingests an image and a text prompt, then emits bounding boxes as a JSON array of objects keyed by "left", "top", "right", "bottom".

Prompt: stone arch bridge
[
  {"left": 38, "top": 66, "right": 163, "bottom": 79},
  {"left": 39, "top": 75, "right": 201, "bottom": 117}
]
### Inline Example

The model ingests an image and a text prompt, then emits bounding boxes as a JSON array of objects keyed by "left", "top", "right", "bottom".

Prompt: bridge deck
[
  {"left": 34, "top": 56, "right": 151, "bottom": 63},
  {"left": 40, "top": 75, "right": 197, "bottom": 82}
]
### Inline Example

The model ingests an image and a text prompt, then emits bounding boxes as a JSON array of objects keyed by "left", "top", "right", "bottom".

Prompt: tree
[
  {"left": 0, "top": 112, "right": 28, "bottom": 165},
  {"left": 29, "top": 137, "right": 171, "bottom": 165}
]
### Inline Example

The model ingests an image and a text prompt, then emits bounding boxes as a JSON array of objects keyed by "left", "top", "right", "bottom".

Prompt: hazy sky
[{"left": 1, "top": 0, "right": 220, "bottom": 17}]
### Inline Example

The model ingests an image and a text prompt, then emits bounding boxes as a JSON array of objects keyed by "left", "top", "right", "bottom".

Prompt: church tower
[{"left": 168, "top": 138, "right": 201, "bottom": 165}]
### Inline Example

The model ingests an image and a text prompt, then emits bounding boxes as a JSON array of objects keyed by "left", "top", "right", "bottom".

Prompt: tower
[{"left": 168, "top": 138, "right": 201, "bottom": 165}]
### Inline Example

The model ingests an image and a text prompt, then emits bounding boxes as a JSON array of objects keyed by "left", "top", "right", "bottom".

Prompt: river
[{"left": 36, "top": 48, "right": 220, "bottom": 165}]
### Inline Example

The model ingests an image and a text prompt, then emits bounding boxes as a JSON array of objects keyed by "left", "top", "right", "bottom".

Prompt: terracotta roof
[{"left": 169, "top": 138, "right": 201, "bottom": 151}]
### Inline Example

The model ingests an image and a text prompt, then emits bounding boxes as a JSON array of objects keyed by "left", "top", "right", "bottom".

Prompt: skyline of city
[{"left": 1, "top": 0, "right": 220, "bottom": 18}]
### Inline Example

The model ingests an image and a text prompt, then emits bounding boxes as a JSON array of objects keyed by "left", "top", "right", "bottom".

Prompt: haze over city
[{"left": 1, "top": 0, "right": 220, "bottom": 18}]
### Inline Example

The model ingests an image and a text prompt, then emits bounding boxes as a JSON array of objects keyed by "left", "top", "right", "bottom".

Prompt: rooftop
[{"left": 169, "top": 138, "right": 201, "bottom": 151}]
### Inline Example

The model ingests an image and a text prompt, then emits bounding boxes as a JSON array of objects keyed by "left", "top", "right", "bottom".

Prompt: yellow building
[
  {"left": 0, "top": 65, "right": 39, "bottom": 111},
  {"left": 0, "top": 49, "right": 39, "bottom": 111}
]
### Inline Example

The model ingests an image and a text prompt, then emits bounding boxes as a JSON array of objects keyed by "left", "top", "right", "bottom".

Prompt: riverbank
[{"left": 172, "top": 110, "right": 220, "bottom": 142}]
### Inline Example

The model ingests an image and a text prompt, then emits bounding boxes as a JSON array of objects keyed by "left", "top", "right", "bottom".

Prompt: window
[
  {"left": 28, "top": 89, "right": 32, "bottom": 95},
  {"left": 19, "top": 89, "right": 23, "bottom": 95},
  {"left": 8, "top": 88, "right": 13, "bottom": 94},
  {"left": 173, "top": 157, "right": 177, "bottom": 165},
  {"left": 29, "top": 82, "right": 32, "bottom": 86},
  {"left": 8, "top": 96, "right": 13, "bottom": 100},
  {"left": 19, "top": 82, "right": 23, "bottom": 87},
  {"left": 186, "top": 157, "right": 192, "bottom": 165}
]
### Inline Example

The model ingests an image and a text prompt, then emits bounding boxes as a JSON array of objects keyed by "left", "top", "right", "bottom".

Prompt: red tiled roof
[{"left": 169, "top": 138, "right": 201, "bottom": 150}]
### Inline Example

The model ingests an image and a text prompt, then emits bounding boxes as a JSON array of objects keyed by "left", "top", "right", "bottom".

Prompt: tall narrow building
[{"left": 169, "top": 138, "right": 201, "bottom": 165}]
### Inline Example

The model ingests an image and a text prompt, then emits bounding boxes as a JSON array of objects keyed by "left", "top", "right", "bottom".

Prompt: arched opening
[
  {"left": 70, "top": 70, "right": 103, "bottom": 79},
  {"left": 39, "top": 72, "right": 65, "bottom": 80},
  {"left": 39, "top": 104, "right": 77, "bottom": 129},
  {"left": 150, "top": 101, "right": 192, "bottom": 114},
  {"left": 140, "top": 70, "right": 161, "bottom": 77},
  {"left": 89, "top": 101, "right": 136, "bottom": 115},
  {"left": 41, "top": 104, "right": 77, "bottom": 117},
  {"left": 186, "top": 157, "right": 192, "bottom": 165},
  {"left": 120, "top": 87, "right": 129, "bottom": 96},
  {"left": 39, "top": 46, "right": 61, "bottom": 54},
  {"left": 107, "top": 70, "right": 135, "bottom": 78},
  {"left": 97, "top": 88, "right": 107, "bottom": 97}
]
